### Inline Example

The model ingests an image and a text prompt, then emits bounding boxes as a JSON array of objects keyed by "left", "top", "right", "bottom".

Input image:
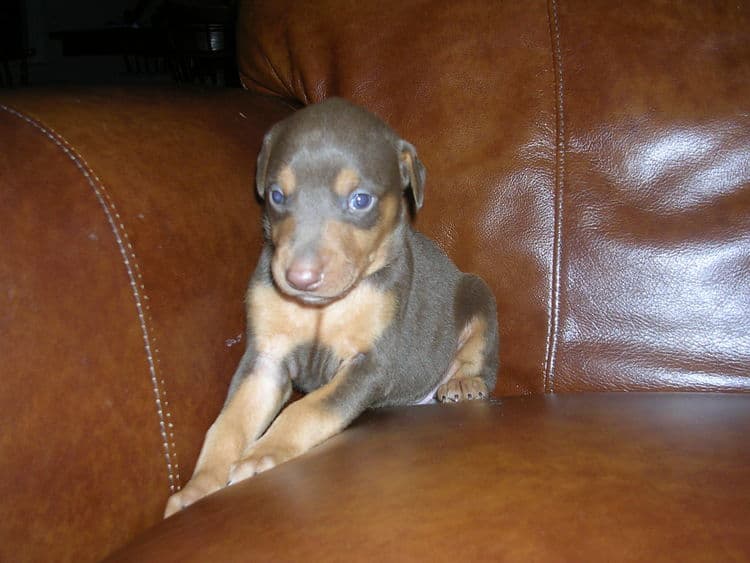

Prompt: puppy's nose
[{"left": 286, "top": 258, "right": 323, "bottom": 291}]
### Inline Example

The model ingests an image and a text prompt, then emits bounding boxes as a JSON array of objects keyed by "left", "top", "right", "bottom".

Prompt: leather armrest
[
  {"left": 0, "top": 87, "right": 292, "bottom": 562},
  {"left": 106, "top": 393, "right": 750, "bottom": 561}
]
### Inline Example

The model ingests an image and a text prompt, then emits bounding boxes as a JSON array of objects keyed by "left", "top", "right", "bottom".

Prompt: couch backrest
[{"left": 237, "top": 0, "right": 750, "bottom": 394}]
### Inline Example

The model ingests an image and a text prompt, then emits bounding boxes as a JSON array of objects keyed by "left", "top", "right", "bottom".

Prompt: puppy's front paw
[
  {"left": 163, "top": 472, "right": 225, "bottom": 518},
  {"left": 227, "top": 442, "right": 296, "bottom": 485},
  {"left": 437, "top": 376, "right": 488, "bottom": 403}
]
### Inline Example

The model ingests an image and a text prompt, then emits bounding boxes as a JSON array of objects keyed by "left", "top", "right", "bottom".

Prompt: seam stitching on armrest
[
  {"left": 544, "top": 0, "right": 566, "bottom": 393},
  {"left": 1, "top": 104, "right": 183, "bottom": 493}
]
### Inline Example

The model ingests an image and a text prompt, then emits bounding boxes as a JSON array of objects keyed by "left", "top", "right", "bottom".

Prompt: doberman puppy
[{"left": 164, "top": 98, "right": 498, "bottom": 517}]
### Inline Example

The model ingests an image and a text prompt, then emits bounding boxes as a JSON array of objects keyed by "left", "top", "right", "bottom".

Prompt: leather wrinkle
[
  {"left": 545, "top": 0, "right": 565, "bottom": 393},
  {"left": 0, "top": 103, "right": 182, "bottom": 494},
  {"left": 265, "top": 43, "right": 292, "bottom": 100}
]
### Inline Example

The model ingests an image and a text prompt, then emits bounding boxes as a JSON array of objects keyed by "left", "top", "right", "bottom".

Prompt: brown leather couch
[{"left": 2, "top": 1, "right": 748, "bottom": 561}]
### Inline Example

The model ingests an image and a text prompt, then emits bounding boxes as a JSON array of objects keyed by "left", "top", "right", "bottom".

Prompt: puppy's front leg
[
  {"left": 227, "top": 357, "right": 375, "bottom": 484},
  {"left": 164, "top": 356, "right": 290, "bottom": 518}
]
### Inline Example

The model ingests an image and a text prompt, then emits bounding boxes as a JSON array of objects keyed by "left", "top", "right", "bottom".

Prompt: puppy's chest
[{"left": 248, "top": 283, "right": 395, "bottom": 372}]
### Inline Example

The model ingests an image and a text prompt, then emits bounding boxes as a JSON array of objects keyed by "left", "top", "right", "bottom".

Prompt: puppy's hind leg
[{"left": 437, "top": 276, "right": 498, "bottom": 403}]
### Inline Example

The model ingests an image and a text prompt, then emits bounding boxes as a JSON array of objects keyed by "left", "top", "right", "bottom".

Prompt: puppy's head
[{"left": 255, "top": 98, "right": 425, "bottom": 305}]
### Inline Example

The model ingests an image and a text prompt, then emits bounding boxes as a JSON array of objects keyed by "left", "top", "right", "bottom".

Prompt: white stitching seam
[
  {"left": 1, "top": 104, "right": 182, "bottom": 492},
  {"left": 544, "top": 0, "right": 565, "bottom": 393}
]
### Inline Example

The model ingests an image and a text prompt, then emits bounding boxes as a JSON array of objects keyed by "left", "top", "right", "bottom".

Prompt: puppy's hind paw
[{"left": 437, "top": 376, "right": 488, "bottom": 403}]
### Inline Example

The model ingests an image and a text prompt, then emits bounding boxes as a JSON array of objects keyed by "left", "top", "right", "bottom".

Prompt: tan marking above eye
[
  {"left": 333, "top": 168, "right": 360, "bottom": 197},
  {"left": 277, "top": 165, "right": 296, "bottom": 195}
]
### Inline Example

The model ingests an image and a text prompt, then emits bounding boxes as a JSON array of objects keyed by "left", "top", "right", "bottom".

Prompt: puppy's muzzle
[{"left": 285, "top": 256, "right": 324, "bottom": 292}]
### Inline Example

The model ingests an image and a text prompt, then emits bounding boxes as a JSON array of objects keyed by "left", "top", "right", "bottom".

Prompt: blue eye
[
  {"left": 349, "top": 192, "right": 374, "bottom": 211},
  {"left": 270, "top": 187, "right": 285, "bottom": 205}
]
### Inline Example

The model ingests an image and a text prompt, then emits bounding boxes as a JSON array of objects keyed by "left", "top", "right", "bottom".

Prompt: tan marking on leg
[
  {"left": 455, "top": 316, "right": 488, "bottom": 376},
  {"left": 169, "top": 275, "right": 394, "bottom": 514},
  {"left": 277, "top": 165, "right": 296, "bottom": 195},
  {"left": 228, "top": 362, "right": 356, "bottom": 483},
  {"left": 437, "top": 316, "right": 490, "bottom": 403},
  {"left": 333, "top": 167, "right": 360, "bottom": 197},
  {"left": 164, "top": 363, "right": 290, "bottom": 517}
]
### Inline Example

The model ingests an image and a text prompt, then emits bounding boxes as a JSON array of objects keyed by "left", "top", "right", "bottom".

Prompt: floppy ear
[
  {"left": 398, "top": 139, "right": 426, "bottom": 212},
  {"left": 255, "top": 128, "right": 275, "bottom": 199}
]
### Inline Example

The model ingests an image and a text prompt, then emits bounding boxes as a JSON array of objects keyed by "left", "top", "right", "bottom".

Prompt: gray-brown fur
[
  {"left": 163, "top": 98, "right": 499, "bottom": 517},
  {"left": 243, "top": 97, "right": 497, "bottom": 406}
]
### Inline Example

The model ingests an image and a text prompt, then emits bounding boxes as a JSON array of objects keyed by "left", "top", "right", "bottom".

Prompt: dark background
[{"left": 0, "top": 0, "right": 238, "bottom": 87}]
